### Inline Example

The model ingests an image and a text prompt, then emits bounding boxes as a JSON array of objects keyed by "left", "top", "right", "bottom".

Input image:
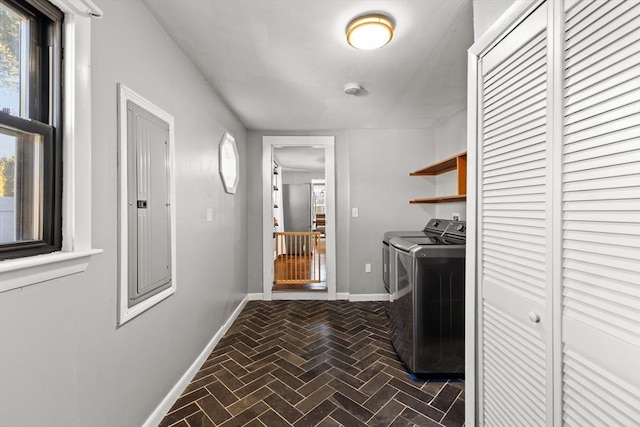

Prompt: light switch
[
  {"left": 206, "top": 208, "right": 214, "bottom": 223},
  {"left": 365, "top": 263, "right": 371, "bottom": 273},
  {"left": 352, "top": 208, "right": 359, "bottom": 217}
]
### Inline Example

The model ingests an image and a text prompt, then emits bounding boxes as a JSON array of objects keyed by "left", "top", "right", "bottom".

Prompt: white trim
[
  {"left": 550, "top": 0, "right": 564, "bottom": 424},
  {"left": 262, "top": 136, "right": 337, "bottom": 301},
  {"left": 348, "top": 293, "right": 390, "bottom": 302},
  {"left": 271, "top": 291, "right": 328, "bottom": 301},
  {"left": 0, "top": 249, "right": 102, "bottom": 292},
  {"left": 48, "top": 0, "right": 103, "bottom": 18},
  {"left": 0, "top": 6, "right": 101, "bottom": 293},
  {"left": 465, "top": 51, "right": 479, "bottom": 427},
  {"left": 544, "top": 2, "right": 557, "bottom": 424},
  {"left": 142, "top": 295, "right": 250, "bottom": 427},
  {"left": 470, "top": 0, "right": 538, "bottom": 55},
  {"left": 117, "top": 84, "right": 177, "bottom": 326},
  {"left": 257, "top": 292, "right": 389, "bottom": 302}
]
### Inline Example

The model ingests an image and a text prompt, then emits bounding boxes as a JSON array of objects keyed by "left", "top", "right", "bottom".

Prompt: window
[{"left": 0, "top": 0, "right": 62, "bottom": 260}]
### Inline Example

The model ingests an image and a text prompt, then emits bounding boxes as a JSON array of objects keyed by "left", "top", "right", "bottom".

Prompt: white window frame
[
  {"left": 0, "top": 0, "right": 103, "bottom": 293},
  {"left": 117, "top": 84, "right": 177, "bottom": 326}
]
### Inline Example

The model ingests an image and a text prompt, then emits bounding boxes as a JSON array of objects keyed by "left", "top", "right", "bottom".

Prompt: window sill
[{"left": 0, "top": 249, "right": 103, "bottom": 293}]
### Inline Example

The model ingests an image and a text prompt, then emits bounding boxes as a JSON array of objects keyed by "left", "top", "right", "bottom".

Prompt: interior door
[
  {"left": 477, "top": 3, "right": 552, "bottom": 425},
  {"left": 560, "top": 1, "right": 640, "bottom": 424}
]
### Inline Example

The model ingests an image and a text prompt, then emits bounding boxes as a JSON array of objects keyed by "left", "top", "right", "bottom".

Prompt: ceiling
[
  {"left": 274, "top": 147, "right": 325, "bottom": 172},
  {"left": 143, "top": 0, "right": 473, "bottom": 131}
]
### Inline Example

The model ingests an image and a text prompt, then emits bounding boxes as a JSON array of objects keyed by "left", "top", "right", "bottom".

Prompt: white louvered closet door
[
  {"left": 478, "top": 3, "right": 552, "bottom": 426},
  {"left": 561, "top": 0, "right": 640, "bottom": 425}
]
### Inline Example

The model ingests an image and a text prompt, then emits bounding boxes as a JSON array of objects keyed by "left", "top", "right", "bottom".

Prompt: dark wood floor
[{"left": 160, "top": 301, "right": 465, "bottom": 427}]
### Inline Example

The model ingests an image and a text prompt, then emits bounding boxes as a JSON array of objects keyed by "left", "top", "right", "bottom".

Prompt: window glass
[
  {"left": 0, "top": 2, "right": 22, "bottom": 116},
  {"left": 0, "top": 126, "right": 43, "bottom": 244}
]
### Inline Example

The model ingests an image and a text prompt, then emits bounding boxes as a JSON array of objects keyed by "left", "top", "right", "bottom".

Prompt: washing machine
[{"left": 389, "top": 220, "right": 466, "bottom": 376}]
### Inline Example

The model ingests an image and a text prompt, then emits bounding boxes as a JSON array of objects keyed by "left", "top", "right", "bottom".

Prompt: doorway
[{"left": 262, "top": 136, "right": 336, "bottom": 300}]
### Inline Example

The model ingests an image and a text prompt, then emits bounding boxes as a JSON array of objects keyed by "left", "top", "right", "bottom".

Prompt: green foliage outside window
[
  {"left": 0, "top": 5, "right": 20, "bottom": 91},
  {"left": 0, "top": 156, "right": 15, "bottom": 197}
]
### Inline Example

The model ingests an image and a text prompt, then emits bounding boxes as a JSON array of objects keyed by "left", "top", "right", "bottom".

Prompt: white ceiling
[
  {"left": 143, "top": 0, "right": 473, "bottom": 131},
  {"left": 274, "top": 146, "right": 325, "bottom": 172}
]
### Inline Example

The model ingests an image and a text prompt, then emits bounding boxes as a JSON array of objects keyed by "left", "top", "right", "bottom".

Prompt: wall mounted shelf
[{"left": 409, "top": 151, "right": 467, "bottom": 204}]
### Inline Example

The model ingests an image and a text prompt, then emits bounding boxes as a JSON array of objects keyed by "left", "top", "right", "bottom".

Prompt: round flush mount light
[
  {"left": 346, "top": 14, "right": 394, "bottom": 50},
  {"left": 344, "top": 83, "right": 362, "bottom": 95}
]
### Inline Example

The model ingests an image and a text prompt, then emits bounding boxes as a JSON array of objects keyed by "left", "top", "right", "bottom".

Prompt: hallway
[{"left": 159, "top": 301, "right": 464, "bottom": 426}]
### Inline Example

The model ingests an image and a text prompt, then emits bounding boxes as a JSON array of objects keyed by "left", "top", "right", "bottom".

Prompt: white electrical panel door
[
  {"left": 478, "top": 3, "right": 552, "bottom": 426},
  {"left": 127, "top": 101, "right": 172, "bottom": 306},
  {"left": 561, "top": 1, "right": 640, "bottom": 425}
]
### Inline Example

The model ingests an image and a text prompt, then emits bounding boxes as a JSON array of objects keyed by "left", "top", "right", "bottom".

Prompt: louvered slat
[
  {"left": 562, "top": 1, "right": 640, "bottom": 424},
  {"left": 484, "top": 66, "right": 546, "bottom": 114},
  {"left": 565, "top": 0, "right": 596, "bottom": 24},
  {"left": 484, "top": 30, "right": 546, "bottom": 83},
  {"left": 484, "top": 44, "right": 546, "bottom": 102},
  {"left": 563, "top": 348, "right": 640, "bottom": 426},
  {"left": 565, "top": 0, "right": 633, "bottom": 47},
  {"left": 483, "top": 302, "right": 547, "bottom": 427}
]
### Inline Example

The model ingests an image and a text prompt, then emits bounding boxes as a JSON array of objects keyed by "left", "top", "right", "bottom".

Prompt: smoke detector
[{"left": 344, "top": 83, "right": 362, "bottom": 95}]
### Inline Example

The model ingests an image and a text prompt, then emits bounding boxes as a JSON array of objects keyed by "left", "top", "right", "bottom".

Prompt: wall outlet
[
  {"left": 365, "top": 263, "right": 371, "bottom": 273},
  {"left": 352, "top": 207, "right": 359, "bottom": 217},
  {"left": 452, "top": 212, "right": 460, "bottom": 221}
]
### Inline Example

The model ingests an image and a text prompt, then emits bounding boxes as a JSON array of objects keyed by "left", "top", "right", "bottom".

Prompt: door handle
[{"left": 529, "top": 311, "right": 541, "bottom": 323}]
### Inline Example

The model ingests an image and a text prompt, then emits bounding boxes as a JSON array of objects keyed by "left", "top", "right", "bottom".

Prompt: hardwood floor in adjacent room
[
  {"left": 273, "top": 238, "right": 327, "bottom": 292},
  {"left": 159, "top": 301, "right": 465, "bottom": 427}
]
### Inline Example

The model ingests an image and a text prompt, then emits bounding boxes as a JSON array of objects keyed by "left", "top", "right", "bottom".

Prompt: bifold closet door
[
  {"left": 477, "top": 2, "right": 552, "bottom": 426},
  {"left": 561, "top": 0, "right": 640, "bottom": 425}
]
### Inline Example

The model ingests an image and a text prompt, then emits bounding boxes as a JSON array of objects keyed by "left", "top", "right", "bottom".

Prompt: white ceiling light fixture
[
  {"left": 346, "top": 14, "right": 394, "bottom": 50},
  {"left": 344, "top": 83, "right": 362, "bottom": 95}
]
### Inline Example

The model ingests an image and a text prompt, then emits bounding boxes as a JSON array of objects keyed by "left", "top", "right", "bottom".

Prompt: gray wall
[
  {"left": 281, "top": 170, "right": 325, "bottom": 185},
  {"left": 247, "top": 129, "right": 436, "bottom": 295},
  {"left": 435, "top": 109, "right": 468, "bottom": 220},
  {"left": 0, "top": 1, "right": 248, "bottom": 426},
  {"left": 347, "top": 129, "right": 437, "bottom": 294}
]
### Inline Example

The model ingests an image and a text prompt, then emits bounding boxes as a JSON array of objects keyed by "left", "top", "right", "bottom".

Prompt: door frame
[{"left": 262, "top": 136, "right": 336, "bottom": 301}]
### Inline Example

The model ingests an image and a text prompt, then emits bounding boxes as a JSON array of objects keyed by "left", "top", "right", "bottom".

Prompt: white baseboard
[
  {"left": 336, "top": 292, "right": 390, "bottom": 301},
  {"left": 271, "top": 291, "right": 328, "bottom": 300},
  {"left": 248, "top": 292, "right": 389, "bottom": 302},
  {"left": 142, "top": 294, "right": 250, "bottom": 427},
  {"left": 348, "top": 293, "right": 390, "bottom": 302}
]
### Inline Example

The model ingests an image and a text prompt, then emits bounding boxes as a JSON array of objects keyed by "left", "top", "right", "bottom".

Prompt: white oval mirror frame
[{"left": 219, "top": 132, "right": 239, "bottom": 194}]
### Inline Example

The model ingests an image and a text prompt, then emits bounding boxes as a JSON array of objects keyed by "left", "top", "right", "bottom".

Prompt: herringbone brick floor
[{"left": 159, "top": 301, "right": 465, "bottom": 427}]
